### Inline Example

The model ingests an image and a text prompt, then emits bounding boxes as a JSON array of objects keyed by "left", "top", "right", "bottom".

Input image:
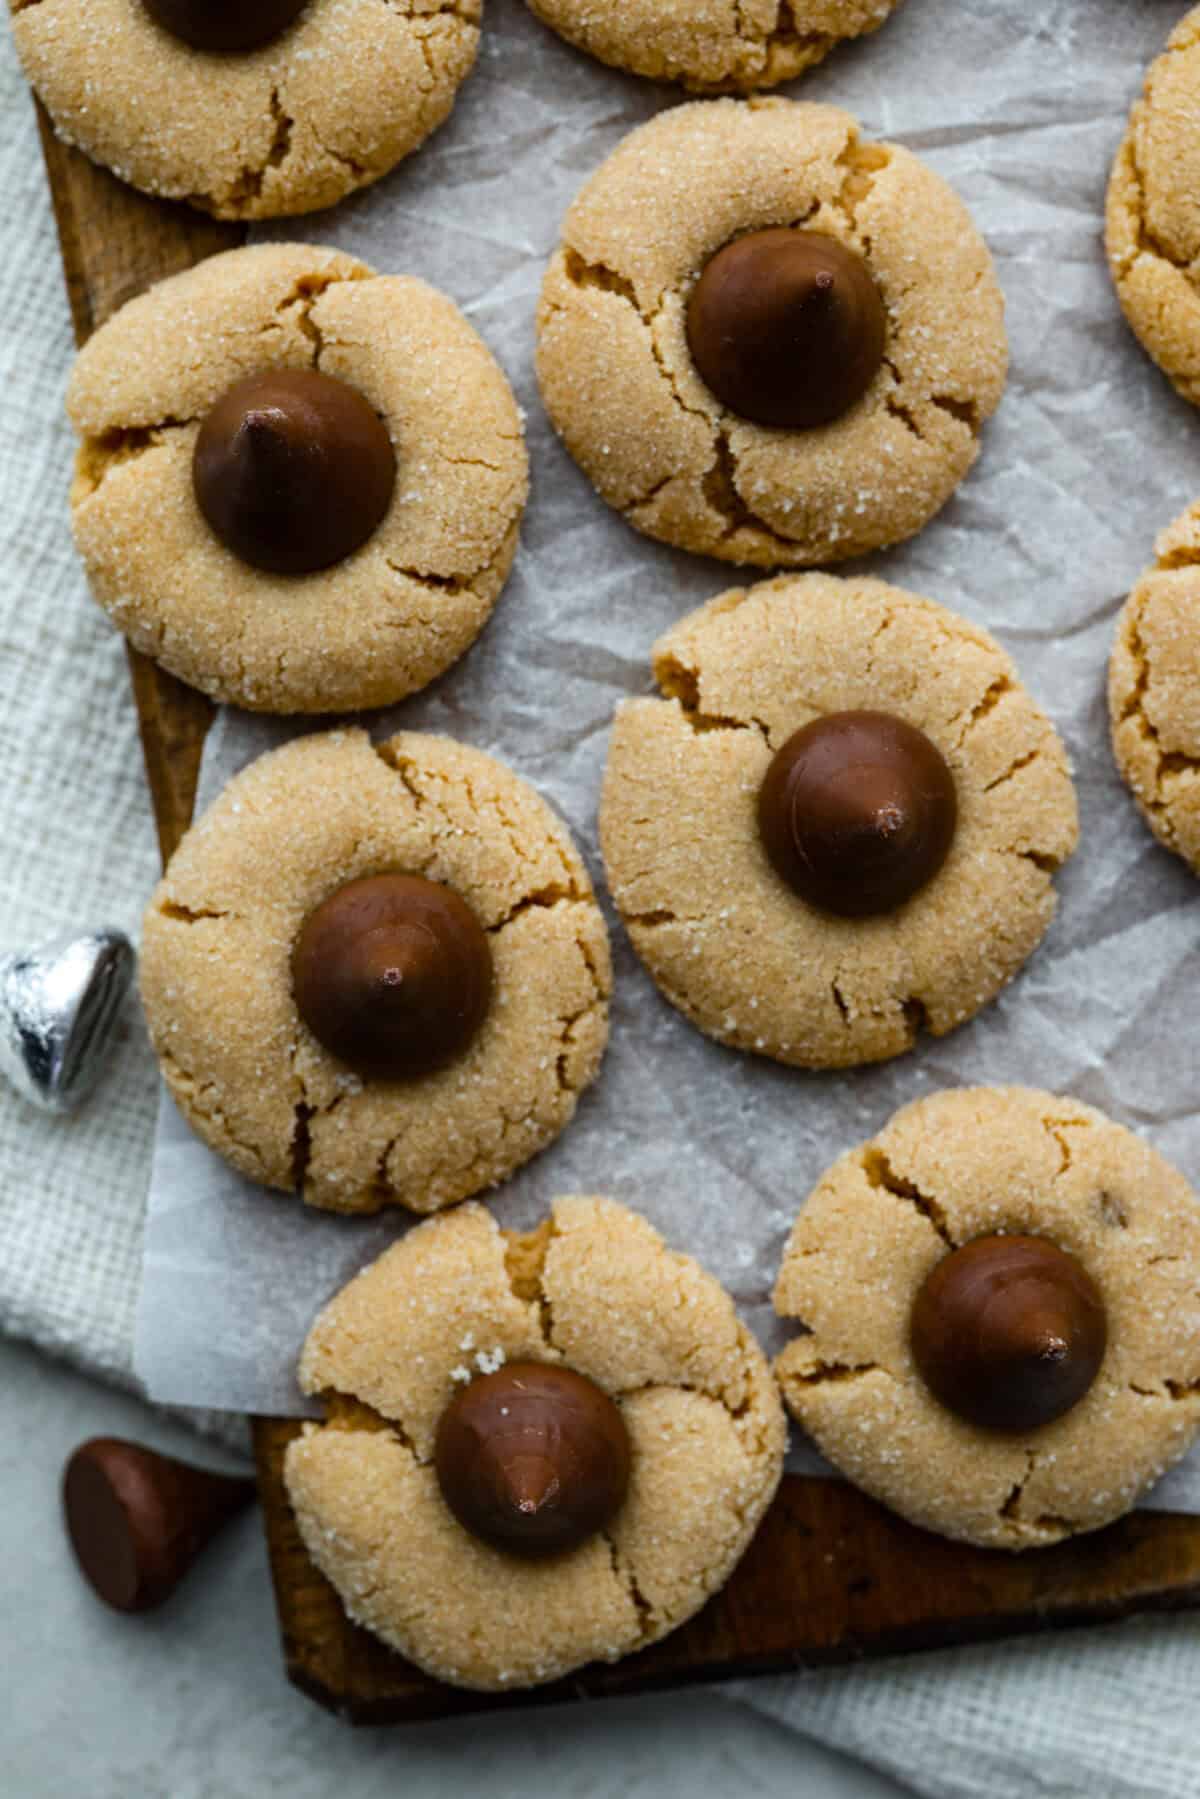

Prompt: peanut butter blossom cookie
[
  {"left": 140, "top": 729, "right": 610, "bottom": 1214},
  {"left": 537, "top": 99, "right": 1007, "bottom": 568},
  {"left": 774, "top": 1088, "right": 1200, "bottom": 1549},
  {"left": 285, "top": 1196, "right": 785, "bottom": 1689},
  {"left": 1110, "top": 501, "right": 1200, "bottom": 875},
  {"left": 1107, "top": 6, "right": 1200, "bottom": 404},
  {"left": 67, "top": 245, "right": 528, "bottom": 714},
  {"left": 11, "top": 0, "right": 479, "bottom": 219},
  {"left": 600, "top": 574, "right": 1078, "bottom": 1068},
  {"left": 526, "top": 0, "right": 903, "bottom": 94}
]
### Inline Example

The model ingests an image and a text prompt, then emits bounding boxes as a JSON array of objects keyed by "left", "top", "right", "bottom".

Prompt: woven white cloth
[
  {"left": 0, "top": 34, "right": 163, "bottom": 1393},
  {"left": 3, "top": 15, "right": 1200, "bottom": 1799}
]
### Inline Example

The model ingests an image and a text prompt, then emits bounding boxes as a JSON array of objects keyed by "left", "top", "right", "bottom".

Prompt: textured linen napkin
[
  {"left": 3, "top": 14, "right": 1200, "bottom": 1799},
  {"left": 0, "top": 38, "right": 162, "bottom": 1394}
]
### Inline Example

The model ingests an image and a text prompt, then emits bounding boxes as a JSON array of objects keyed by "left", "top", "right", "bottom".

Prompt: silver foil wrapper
[{"left": 0, "top": 930, "right": 135, "bottom": 1113}]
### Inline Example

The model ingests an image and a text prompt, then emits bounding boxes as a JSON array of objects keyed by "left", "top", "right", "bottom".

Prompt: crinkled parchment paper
[{"left": 136, "top": 0, "right": 1200, "bottom": 1508}]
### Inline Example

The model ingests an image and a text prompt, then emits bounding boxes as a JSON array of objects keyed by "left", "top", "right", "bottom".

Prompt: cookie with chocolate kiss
[
  {"left": 68, "top": 246, "right": 529, "bottom": 713},
  {"left": 140, "top": 729, "right": 609, "bottom": 1213},
  {"left": 537, "top": 100, "right": 1008, "bottom": 569},
  {"left": 525, "top": 0, "right": 905, "bottom": 96},
  {"left": 284, "top": 1195, "right": 786, "bottom": 1688},
  {"left": 14, "top": 0, "right": 480, "bottom": 221},
  {"left": 774, "top": 1086, "right": 1200, "bottom": 1549},
  {"left": 601, "top": 573, "right": 1077, "bottom": 1070}
]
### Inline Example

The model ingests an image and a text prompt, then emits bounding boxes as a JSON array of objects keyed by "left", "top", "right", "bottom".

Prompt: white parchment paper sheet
[{"left": 136, "top": 0, "right": 1200, "bottom": 1509}]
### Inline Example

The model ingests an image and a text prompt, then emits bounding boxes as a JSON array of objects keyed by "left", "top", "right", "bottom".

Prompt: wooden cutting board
[{"left": 35, "top": 108, "right": 1200, "bottom": 1725}]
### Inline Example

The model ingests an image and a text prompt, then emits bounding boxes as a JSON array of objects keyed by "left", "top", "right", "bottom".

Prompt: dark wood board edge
[
  {"left": 30, "top": 96, "right": 1200, "bottom": 1728},
  {"left": 253, "top": 1417, "right": 1200, "bottom": 1726},
  {"left": 35, "top": 102, "right": 243, "bottom": 344},
  {"left": 34, "top": 100, "right": 232, "bottom": 860}
]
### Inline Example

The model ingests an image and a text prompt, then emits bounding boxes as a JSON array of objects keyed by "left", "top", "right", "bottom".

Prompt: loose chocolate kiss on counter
[
  {"left": 758, "top": 710, "right": 958, "bottom": 918},
  {"left": 686, "top": 229, "right": 887, "bottom": 430},
  {"left": 911, "top": 1236, "right": 1109, "bottom": 1433},
  {"left": 141, "top": 0, "right": 308, "bottom": 54},
  {"left": 291, "top": 873, "right": 494, "bottom": 1081},
  {"left": 63, "top": 1439, "right": 255, "bottom": 1614},
  {"left": 193, "top": 368, "right": 396, "bottom": 576},
  {"left": 434, "top": 1363, "right": 632, "bottom": 1557},
  {"left": 0, "top": 928, "right": 134, "bottom": 1113}
]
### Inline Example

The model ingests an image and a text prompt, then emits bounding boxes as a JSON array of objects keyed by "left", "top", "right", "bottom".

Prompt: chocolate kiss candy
[
  {"left": 434, "top": 1362, "right": 632, "bottom": 1557},
  {"left": 63, "top": 1438, "right": 256, "bottom": 1613},
  {"left": 0, "top": 929, "right": 135, "bottom": 1113},
  {"left": 685, "top": 228, "right": 887, "bottom": 430},
  {"left": 193, "top": 368, "right": 396, "bottom": 576},
  {"left": 758, "top": 710, "right": 957, "bottom": 918},
  {"left": 292, "top": 874, "right": 493, "bottom": 1082},
  {"left": 142, "top": 0, "right": 308, "bottom": 54},
  {"left": 911, "top": 1236, "right": 1108, "bottom": 1433}
]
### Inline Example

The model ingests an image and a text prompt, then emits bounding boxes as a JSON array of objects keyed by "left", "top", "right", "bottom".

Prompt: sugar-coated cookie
[
  {"left": 526, "top": 0, "right": 903, "bottom": 94},
  {"left": 1107, "top": 6, "right": 1200, "bottom": 405},
  {"left": 774, "top": 1087, "right": 1200, "bottom": 1549},
  {"left": 285, "top": 1195, "right": 785, "bottom": 1689},
  {"left": 600, "top": 574, "right": 1078, "bottom": 1069},
  {"left": 11, "top": 0, "right": 479, "bottom": 219},
  {"left": 140, "top": 729, "right": 610, "bottom": 1214},
  {"left": 68, "top": 246, "right": 527, "bottom": 714},
  {"left": 1110, "top": 501, "right": 1200, "bottom": 876},
  {"left": 537, "top": 100, "right": 1006, "bottom": 568}
]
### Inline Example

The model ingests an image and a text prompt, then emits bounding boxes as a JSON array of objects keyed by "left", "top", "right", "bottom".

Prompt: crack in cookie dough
[
  {"left": 228, "top": 88, "right": 294, "bottom": 209},
  {"left": 525, "top": 0, "right": 901, "bottom": 94},
  {"left": 537, "top": 100, "right": 1005, "bottom": 568},
  {"left": 786, "top": 1359, "right": 884, "bottom": 1386},
  {"left": 156, "top": 1040, "right": 274, "bottom": 1183},
  {"left": 289, "top": 1100, "right": 315, "bottom": 1192},
  {"left": 67, "top": 246, "right": 528, "bottom": 714},
  {"left": 835, "top": 134, "right": 889, "bottom": 227},
  {"left": 862, "top": 1147, "right": 956, "bottom": 1249},
  {"left": 140, "top": 728, "right": 610, "bottom": 1214},
  {"left": 75, "top": 420, "right": 196, "bottom": 499},
  {"left": 157, "top": 901, "right": 232, "bottom": 925},
  {"left": 999, "top": 1449, "right": 1039, "bottom": 1523},
  {"left": 600, "top": 574, "right": 1078, "bottom": 1070},
  {"left": 600, "top": 1529, "right": 657, "bottom": 1639},
  {"left": 284, "top": 1197, "right": 785, "bottom": 1689},
  {"left": 12, "top": 0, "right": 480, "bottom": 220},
  {"left": 774, "top": 1086, "right": 1200, "bottom": 1549},
  {"left": 375, "top": 740, "right": 582, "bottom": 896},
  {"left": 1110, "top": 501, "right": 1200, "bottom": 875}
]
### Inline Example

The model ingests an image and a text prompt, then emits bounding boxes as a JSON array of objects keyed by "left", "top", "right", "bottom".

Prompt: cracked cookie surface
[
  {"left": 140, "top": 728, "right": 610, "bottom": 1214},
  {"left": 67, "top": 245, "right": 528, "bottom": 714},
  {"left": 536, "top": 99, "right": 1006, "bottom": 568},
  {"left": 526, "top": 0, "right": 902, "bottom": 94},
  {"left": 284, "top": 1195, "right": 786, "bottom": 1689},
  {"left": 10, "top": 0, "right": 479, "bottom": 219},
  {"left": 774, "top": 1086, "right": 1200, "bottom": 1549},
  {"left": 1110, "top": 501, "right": 1200, "bottom": 875},
  {"left": 600, "top": 574, "right": 1078, "bottom": 1069},
  {"left": 1106, "top": 6, "right": 1200, "bottom": 404}
]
